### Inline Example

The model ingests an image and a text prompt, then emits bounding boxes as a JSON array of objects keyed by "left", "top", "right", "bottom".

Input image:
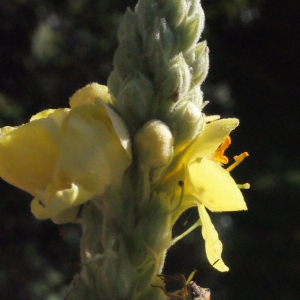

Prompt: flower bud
[
  {"left": 117, "top": 8, "right": 139, "bottom": 44},
  {"left": 136, "top": 0, "right": 186, "bottom": 31},
  {"left": 155, "top": 53, "right": 191, "bottom": 106},
  {"left": 167, "top": 101, "right": 204, "bottom": 154},
  {"left": 135, "top": 120, "right": 174, "bottom": 169},
  {"left": 185, "top": 41, "right": 209, "bottom": 86},
  {"left": 114, "top": 40, "right": 147, "bottom": 81},
  {"left": 117, "top": 72, "right": 154, "bottom": 126},
  {"left": 184, "top": 86, "right": 204, "bottom": 108},
  {"left": 176, "top": 4, "right": 204, "bottom": 52}
]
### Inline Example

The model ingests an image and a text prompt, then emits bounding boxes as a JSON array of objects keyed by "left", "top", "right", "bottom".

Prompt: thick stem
[{"left": 64, "top": 185, "right": 172, "bottom": 300}]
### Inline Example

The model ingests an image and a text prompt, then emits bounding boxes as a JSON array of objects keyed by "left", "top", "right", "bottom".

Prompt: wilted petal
[
  {"left": 187, "top": 157, "right": 247, "bottom": 212},
  {"left": 198, "top": 204, "right": 229, "bottom": 272}
]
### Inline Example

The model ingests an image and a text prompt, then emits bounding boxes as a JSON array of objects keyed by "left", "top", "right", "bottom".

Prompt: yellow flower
[
  {"left": 185, "top": 118, "right": 248, "bottom": 271},
  {"left": 165, "top": 118, "right": 248, "bottom": 272},
  {"left": 0, "top": 83, "right": 131, "bottom": 223}
]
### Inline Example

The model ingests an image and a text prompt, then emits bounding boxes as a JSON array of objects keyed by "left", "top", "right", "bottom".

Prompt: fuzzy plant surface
[{"left": 0, "top": 0, "right": 249, "bottom": 299}]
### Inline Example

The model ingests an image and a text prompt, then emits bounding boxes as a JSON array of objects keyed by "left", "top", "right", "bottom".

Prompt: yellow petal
[
  {"left": 31, "top": 183, "right": 90, "bottom": 219},
  {"left": 187, "top": 157, "right": 247, "bottom": 212},
  {"left": 57, "top": 103, "right": 131, "bottom": 194},
  {"left": 186, "top": 118, "right": 239, "bottom": 163},
  {"left": 198, "top": 204, "right": 229, "bottom": 272},
  {"left": 96, "top": 99, "right": 132, "bottom": 158},
  {"left": 0, "top": 109, "right": 67, "bottom": 195},
  {"left": 30, "top": 109, "right": 56, "bottom": 121},
  {"left": 30, "top": 102, "right": 132, "bottom": 219},
  {"left": 69, "top": 83, "right": 112, "bottom": 108}
]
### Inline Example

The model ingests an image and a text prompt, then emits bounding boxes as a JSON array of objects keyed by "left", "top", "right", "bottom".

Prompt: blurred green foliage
[{"left": 0, "top": 0, "right": 299, "bottom": 299}]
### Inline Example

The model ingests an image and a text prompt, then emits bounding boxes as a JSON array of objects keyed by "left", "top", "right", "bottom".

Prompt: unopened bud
[
  {"left": 167, "top": 102, "right": 204, "bottom": 154},
  {"left": 156, "top": 54, "right": 191, "bottom": 107},
  {"left": 117, "top": 73, "right": 154, "bottom": 126},
  {"left": 185, "top": 41, "right": 209, "bottom": 86},
  {"left": 114, "top": 40, "right": 147, "bottom": 80},
  {"left": 184, "top": 87, "right": 204, "bottom": 108},
  {"left": 135, "top": 120, "right": 174, "bottom": 169},
  {"left": 176, "top": 4, "right": 205, "bottom": 52}
]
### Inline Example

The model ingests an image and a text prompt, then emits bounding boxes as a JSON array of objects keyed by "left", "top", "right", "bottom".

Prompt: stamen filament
[
  {"left": 226, "top": 152, "right": 249, "bottom": 172},
  {"left": 186, "top": 269, "right": 197, "bottom": 284},
  {"left": 171, "top": 219, "right": 202, "bottom": 246},
  {"left": 237, "top": 183, "right": 250, "bottom": 189}
]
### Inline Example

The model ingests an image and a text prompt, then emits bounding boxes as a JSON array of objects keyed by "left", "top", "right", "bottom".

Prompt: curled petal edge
[{"left": 31, "top": 183, "right": 93, "bottom": 219}]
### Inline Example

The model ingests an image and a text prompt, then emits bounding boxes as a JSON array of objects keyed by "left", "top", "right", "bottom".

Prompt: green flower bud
[
  {"left": 143, "top": 18, "right": 175, "bottom": 78},
  {"left": 156, "top": 53, "right": 191, "bottom": 106},
  {"left": 186, "top": 0, "right": 205, "bottom": 23},
  {"left": 136, "top": 0, "right": 204, "bottom": 48},
  {"left": 107, "top": 69, "right": 121, "bottom": 106},
  {"left": 113, "top": 40, "right": 147, "bottom": 81},
  {"left": 185, "top": 41, "right": 209, "bottom": 86},
  {"left": 136, "top": 0, "right": 187, "bottom": 30},
  {"left": 117, "top": 72, "right": 155, "bottom": 127},
  {"left": 176, "top": 1, "right": 205, "bottom": 52},
  {"left": 159, "top": 0, "right": 187, "bottom": 28},
  {"left": 167, "top": 101, "right": 204, "bottom": 154},
  {"left": 184, "top": 86, "right": 204, "bottom": 108},
  {"left": 117, "top": 8, "right": 139, "bottom": 44}
]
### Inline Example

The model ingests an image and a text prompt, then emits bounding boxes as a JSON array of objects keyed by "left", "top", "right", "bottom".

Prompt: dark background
[{"left": 0, "top": 0, "right": 299, "bottom": 299}]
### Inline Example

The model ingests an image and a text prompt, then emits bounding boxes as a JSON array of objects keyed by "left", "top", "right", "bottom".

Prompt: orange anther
[
  {"left": 226, "top": 152, "right": 249, "bottom": 172},
  {"left": 213, "top": 136, "right": 231, "bottom": 164}
]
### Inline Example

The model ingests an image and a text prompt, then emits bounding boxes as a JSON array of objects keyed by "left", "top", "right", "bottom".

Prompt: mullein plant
[{"left": 0, "top": 0, "right": 249, "bottom": 299}]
